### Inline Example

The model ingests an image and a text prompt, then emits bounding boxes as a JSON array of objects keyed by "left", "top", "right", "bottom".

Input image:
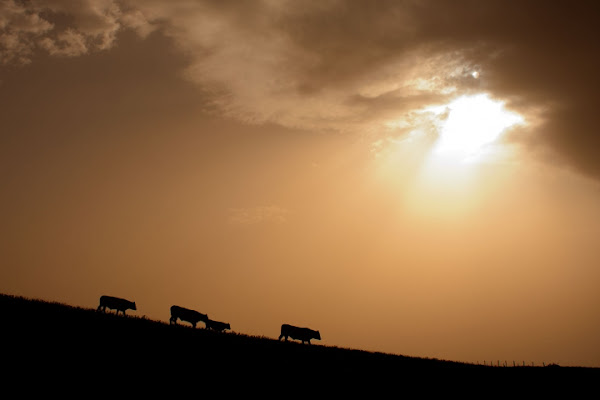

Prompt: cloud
[
  {"left": 38, "top": 29, "right": 88, "bottom": 57},
  {"left": 102, "top": 0, "right": 484, "bottom": 137},
  {"left": 228, "top": 206, "right": 290, "bottom": 225},
  {"left": 0, "top": 0, "right": 53, "bottom": 64},
  {"left": 151, "top": 0, "right": 595, "bottom": 179},
  {"left": 3, "top": 0, "right": 599, "bottom": 179},
  {"left": 0, "top": 0, "right": 154, "bottom": 64}
]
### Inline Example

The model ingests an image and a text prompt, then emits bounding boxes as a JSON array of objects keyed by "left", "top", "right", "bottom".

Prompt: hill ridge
[{"left": 2, "top": 292, "right": 595, "bottom": 391}]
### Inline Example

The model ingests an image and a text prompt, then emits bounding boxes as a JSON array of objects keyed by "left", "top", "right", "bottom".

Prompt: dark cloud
[
  {"left": 273, "top": 0, "right": 600, "bottom": 176},
  {"left": 2, "top": 0, "right": 599, "bottom": 178}
]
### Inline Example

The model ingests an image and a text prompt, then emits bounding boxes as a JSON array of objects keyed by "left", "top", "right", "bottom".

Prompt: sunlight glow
[{"left": 432, "top": 94, "right": 524, "bottom": 159}]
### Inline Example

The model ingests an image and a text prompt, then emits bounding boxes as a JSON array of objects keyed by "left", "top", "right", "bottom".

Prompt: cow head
[
  {"left": 314, "top": 330, "right": 321, "bottom": 340},
  {"left": 132, "top": 302, "right": 137, "bottom": 310}
]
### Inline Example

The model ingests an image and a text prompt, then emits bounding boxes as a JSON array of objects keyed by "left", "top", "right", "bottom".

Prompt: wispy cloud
[{"left": 228, "top": 206, "right": 290, "bottom": 226}]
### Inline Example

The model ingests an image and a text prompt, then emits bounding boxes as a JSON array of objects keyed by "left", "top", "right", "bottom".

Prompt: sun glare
[{"left": 432, "top": 94, "right": 524, "bottom": 159}]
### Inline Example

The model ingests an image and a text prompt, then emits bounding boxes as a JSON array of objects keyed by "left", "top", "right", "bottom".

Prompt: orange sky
[{"left": 1, "top": 1, "right": 599, "bottom": 367}]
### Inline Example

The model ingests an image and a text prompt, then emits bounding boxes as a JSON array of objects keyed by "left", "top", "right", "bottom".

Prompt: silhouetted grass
[{"left": 1, "top": 293, "right": 595, "bottom": 392}]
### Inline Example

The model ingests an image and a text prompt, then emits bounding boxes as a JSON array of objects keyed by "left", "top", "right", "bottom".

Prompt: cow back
[
  {"left": 100, "top": 295, "right": 136, "bottom": 311},
  {"left": 206, "top": 319, "right": 230, "bottom": 331},
  {"left": 170, "top": 305, "right": 207, "bottom": 323},
  {"left": 281, "top": 324, "right": 321, "bottom": 341}
]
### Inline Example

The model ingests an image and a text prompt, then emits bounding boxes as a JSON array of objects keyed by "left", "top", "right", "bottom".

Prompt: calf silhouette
[
  {"left": 97, "top": 295, "right": 137, "bottom": 316},
  {"left": 279, "top": 324, "right": 321, "bottom": 344},
  {"left": 205, "top": 319, "right": 231, "bottom": 332},
  {"left": 169, "top": 305, "right": 208, "bottom": 328}
]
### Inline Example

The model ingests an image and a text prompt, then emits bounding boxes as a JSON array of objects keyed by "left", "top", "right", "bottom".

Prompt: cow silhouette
[
  {"left": 97, "top": 295, "right": 137, "bottom": 316},
  {"left": 205, "top": 318, "right": 231, "bottom": 332},
  {"left": 279, "top": 324, "right": 321, "bottom": 344},
  {"left": 169, "top": 305, "right": 208, "bottom": 328}
]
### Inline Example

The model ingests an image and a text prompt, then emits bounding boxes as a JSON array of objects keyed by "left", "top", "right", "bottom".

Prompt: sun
[{"left": 432, "top": 93, "right": 524, "bottom": 159}]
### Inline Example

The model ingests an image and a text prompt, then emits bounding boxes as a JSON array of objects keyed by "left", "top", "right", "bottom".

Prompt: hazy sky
[{"left": 2, "top": 0, "right": 599, "bottom": 367}]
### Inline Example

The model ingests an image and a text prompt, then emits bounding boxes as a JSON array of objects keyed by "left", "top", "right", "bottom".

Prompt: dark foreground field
[{"left": 1, "top": 293, "right": 595, "bottom": 393}]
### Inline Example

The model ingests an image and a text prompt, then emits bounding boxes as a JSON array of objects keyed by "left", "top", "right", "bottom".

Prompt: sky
[{"left": 1, "top": 0, "right": 599, "bottom": 367}]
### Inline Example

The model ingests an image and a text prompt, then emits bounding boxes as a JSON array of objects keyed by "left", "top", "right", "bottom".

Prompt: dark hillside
[{"left": 1, "top": 294, "right": 595, "bottom": 393}]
